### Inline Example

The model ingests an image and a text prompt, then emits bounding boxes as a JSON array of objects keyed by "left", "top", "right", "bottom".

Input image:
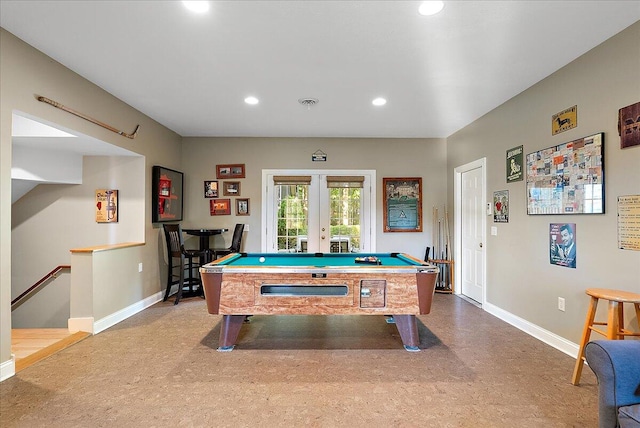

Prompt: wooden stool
[{"left": 571, "top": 288, "right": 640, "bottom": 385}]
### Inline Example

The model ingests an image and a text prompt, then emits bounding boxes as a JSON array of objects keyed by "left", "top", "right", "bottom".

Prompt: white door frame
[{"left": 454, "top": 158, "right": 487, "bottom": 305}]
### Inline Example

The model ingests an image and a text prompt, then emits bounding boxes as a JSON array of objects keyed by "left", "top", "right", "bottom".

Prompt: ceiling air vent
[{"left": 298, "top": 98, "right": 319, "bottom": 109}]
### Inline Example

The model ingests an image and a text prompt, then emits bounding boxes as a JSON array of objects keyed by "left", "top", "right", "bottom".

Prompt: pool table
[{"left": 200, "top": 252, "right": 439, "bottom": 352}]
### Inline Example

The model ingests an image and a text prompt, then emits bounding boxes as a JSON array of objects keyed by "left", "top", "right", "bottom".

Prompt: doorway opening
[
  {"left": 262, "top": 170, "right": 376, "bottom": 253},
  {"left": 454, "top": 158, "right": 486, "bottom": 305}
]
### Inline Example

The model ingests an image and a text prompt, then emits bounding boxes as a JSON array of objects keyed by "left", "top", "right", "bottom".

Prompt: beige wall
[
  {"left": 181, "top": 137, "right": 448, "bottom": 258},
  {"left": 446, "top": 22, "right": 640, "bottom": 343},
  {"left": 11, "top": 156, "right": 145, "bottom": 328},
  {"left": 1, "top": 28, "right": 183, "bottom": 365}
]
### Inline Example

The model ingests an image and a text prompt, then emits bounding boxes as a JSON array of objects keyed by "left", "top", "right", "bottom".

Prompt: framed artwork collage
[{"left": 206, "top": 164, "right": 249, "bottom": 216}]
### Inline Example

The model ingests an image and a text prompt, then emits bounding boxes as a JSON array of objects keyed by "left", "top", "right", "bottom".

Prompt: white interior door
[
  {"left": 262, "top": 170, "right": 376, "bottom": 253},
  {"left": 456, "top": 160, "right": 485, "bottom": 304}
]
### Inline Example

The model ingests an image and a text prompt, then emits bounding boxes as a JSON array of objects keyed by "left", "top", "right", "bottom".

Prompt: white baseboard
[
  {"left": 68, "top": 317, "right": 95, "bottom": 334},
  {"left": 93, "top": 291, "right": 164, "bottom": 334},
  {"left": 483, "top": 300, "right": 579, "bottom": 358},
  {"left": 0, "top": 354, "right": 16, "bottom": 382}
]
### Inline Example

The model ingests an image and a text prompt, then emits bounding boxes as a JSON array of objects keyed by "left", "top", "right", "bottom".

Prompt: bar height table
[{"left": 183, "top": 228, "right": 228, "bottom": 263}]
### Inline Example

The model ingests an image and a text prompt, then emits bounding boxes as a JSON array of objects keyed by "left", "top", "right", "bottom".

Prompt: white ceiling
[{"left": 1, "top": 1, "right": 639, "bottom": 139}]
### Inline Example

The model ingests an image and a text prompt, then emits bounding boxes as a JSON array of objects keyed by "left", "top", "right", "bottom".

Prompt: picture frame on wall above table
[
  {"left": 223, "top": 181, "right": 241, "bottom": 196},
  {"left": 210, "top": 198, "right": 231, "bottom": 216},
  {"left": 236, "top": 198, "right": 250, "bottom": 216},
  {"left": 204, "top": 180, "right": 218, "bottom": 198},
  {"left": 382, "top": 177, "right": 423, "bottom": 232},
  {"left": 216, "top": 164, "right": 245, "bottom": 179},
  {"left": 152, "top": 165, "right": 183, "bottom": 222}
]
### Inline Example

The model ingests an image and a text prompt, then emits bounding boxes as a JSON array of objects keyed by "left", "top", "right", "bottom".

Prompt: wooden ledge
[{"left": 70, "top": 242, "right": 144, "bottom": 253}]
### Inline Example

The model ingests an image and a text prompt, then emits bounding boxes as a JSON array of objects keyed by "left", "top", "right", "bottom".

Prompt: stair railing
[{"left": 11, "top": 265, "right": 71, "bottom": 310}]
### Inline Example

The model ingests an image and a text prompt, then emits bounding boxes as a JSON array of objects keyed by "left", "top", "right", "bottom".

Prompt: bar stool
[{"left": 571, "top": 288, "right": 640, "bottom": 385}]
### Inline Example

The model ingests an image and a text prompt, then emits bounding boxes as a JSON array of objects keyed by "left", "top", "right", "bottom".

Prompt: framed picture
[
  {"left": 216, "top": 164, "right": 245, "bottom": 179},
  {"left": 551, "top": 105, "right": 577, "bottom": 135},
  {"left": 223, "top": 181, "right": 241, "bottom": 196},
  {"left": 526, "top": 132, "right": 604, "bottom": 215},
  {"left": 493, "top": 190, "right": 509, "bottom": 223},
  {"left": 236, "top": 198, "right": 250, "bottom": 216},
  {"left": 204, "top": 180, "right": 218, "bottom": 198},
  {"left": 619, "top": 101, "right": 640, "bottom": 149},
  {"left": 152, "top": 166, "right": 183, "bottom": 222},
  {"left": 210, "top": 198, "right": 231, "bottom": 215},
  {"left": 383, "top": 177, "right": 422, "bottom": 232},
  {"left": 95, "top": 189, "right": 118, "bottom": 223},
  {"left": 506, "top": 145, "right": 523, "bottom": 182},
  {"left": 550, "top": 223, "right": 577, "bottom": 268}
]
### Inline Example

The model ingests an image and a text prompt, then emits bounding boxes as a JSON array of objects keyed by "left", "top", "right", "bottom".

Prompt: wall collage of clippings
[{"left": 493, "top": 101, "right": 640, "bottom": 270}]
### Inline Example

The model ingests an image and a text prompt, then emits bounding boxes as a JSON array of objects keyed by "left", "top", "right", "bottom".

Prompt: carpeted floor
[{"left": 0, "top": 294, "right": 598, "bottom": 427}]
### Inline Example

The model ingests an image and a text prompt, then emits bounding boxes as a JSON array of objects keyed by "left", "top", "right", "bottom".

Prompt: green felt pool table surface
[{"left": 214, "top": 252, "right": 425, "bottom": 267}]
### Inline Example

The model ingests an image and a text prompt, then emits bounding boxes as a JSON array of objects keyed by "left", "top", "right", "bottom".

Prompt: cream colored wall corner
[
  {"left": 0, "top": 28, "right": 182, "bottom": 368},
  {"left": 180, "top": 137, "right": 448, "bottom": 260},
  {"left": 446, "top": 22, "right": 640, "bottom": 346}
]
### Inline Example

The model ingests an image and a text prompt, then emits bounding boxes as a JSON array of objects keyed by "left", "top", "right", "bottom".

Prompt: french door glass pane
[
  {"left": 275, "top": 184, "right": 309, "bottom": 252},
  {"left": 329, "top": 188, "right": 361, "bottom": 253}
]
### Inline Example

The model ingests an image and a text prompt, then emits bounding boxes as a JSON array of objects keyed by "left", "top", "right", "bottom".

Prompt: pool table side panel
[{"left": 215, "top": 273, "right": 424, "bottom": 315}]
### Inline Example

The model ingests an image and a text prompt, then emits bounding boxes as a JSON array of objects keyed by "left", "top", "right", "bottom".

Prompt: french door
[{"left": 262, "top": 170, "right": 376, "bottom": 253}]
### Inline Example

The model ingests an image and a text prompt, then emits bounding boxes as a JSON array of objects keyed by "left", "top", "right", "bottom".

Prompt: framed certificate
[{"left": 383, "top": 177, "right": 422, "bottom": 232}]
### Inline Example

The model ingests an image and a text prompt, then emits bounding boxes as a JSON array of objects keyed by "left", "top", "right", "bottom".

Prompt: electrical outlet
[
  {"left": 244, "top": 224, "right": 250, "bottom": 232},
  {"left": 138, "top": 262, "right": 143, "bottom": 273},
  {"left": 558, "top": 297, "right": 565, "bottom": 312}
]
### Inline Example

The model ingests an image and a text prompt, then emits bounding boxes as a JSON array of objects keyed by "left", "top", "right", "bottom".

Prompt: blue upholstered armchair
[{"left": 585, "top": 340, "right": 640, "bottom": 428}]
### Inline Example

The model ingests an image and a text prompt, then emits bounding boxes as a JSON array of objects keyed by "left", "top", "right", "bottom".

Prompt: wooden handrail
[{"left": 11, "top": 265, "right": 71, "bottom": 309}]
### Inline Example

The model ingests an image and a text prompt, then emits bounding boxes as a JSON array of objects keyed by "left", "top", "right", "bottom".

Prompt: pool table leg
[
  {"left": 393, "top": 314, "right": 420, "bottom": 352},
  {"left": 217, "top": 315, "right": 245, "bottom": 352}
]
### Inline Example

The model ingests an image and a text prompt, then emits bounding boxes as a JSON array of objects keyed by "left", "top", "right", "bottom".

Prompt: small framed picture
[
  {"left": 204, "top": 180, "right": 218, "bottom": 198},
  {"left": 236, "top": 198, "right": 250, "bottom": 216},
  {"left": 216, "top": 164, "right": 245, "bottom": 179},
  {"left": 96, "top": 189, "right": 118, "bottom": 223},
  {"left": 210, "top": 198, "right": 231, "bottom": 215},
  {"left": 223, "top": 181, "right": 241, "bottom": 196}
]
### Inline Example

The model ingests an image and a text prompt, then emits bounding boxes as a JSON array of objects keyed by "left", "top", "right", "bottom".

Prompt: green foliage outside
[{"left": 276, "top": 186, "right": 361, "bottom": 252}]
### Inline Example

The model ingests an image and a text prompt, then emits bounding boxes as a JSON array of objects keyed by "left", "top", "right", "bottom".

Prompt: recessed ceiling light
[
  {"left": 418, "top": 1, "right": 444, "bottom": 16},
  {"left": 182, "top": 1, "right": 209, "bottom": 14},
  {"left": 244, "top": 96, "right": 259, "bottom": 105},
  {"left": 372, "top": 98, "right": 387, "bottom": 106}
]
